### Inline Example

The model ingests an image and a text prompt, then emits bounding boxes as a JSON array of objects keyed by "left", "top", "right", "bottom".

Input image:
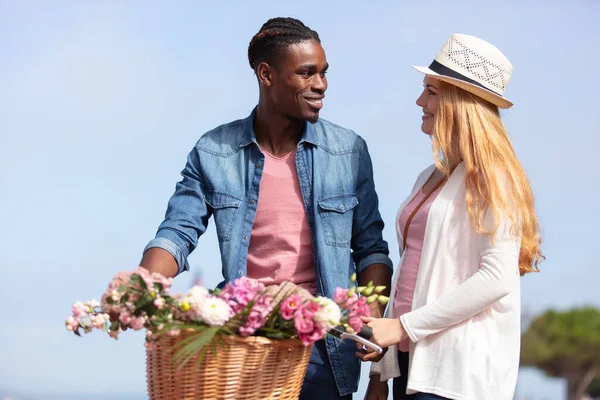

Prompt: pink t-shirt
[
  {"left": 246, "top": 146, "right": 317, "bottom": 294},
  {"left": 393, "top": 185, "right": 442, "bottom": 351}
]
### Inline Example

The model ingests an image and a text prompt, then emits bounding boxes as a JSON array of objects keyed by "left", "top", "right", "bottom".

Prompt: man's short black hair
[{"left": 248, "top": 17, "right": 320, "bottom": 71}]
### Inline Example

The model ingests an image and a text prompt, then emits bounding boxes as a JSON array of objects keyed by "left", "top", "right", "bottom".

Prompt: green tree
[
  {"left": 521, "top": 307, "right": 600, "bottom": 400},
  {"left": 588, "top": 374, "right": 600, "bottom": 398}
]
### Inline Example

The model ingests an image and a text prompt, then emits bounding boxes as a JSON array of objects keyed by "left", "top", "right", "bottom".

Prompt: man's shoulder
[
  {"left": 195, "top": 118, "right": 247, "bottom": 156},
  {"left": 312, "top": 118, "right": 365, "bottom": 154}
]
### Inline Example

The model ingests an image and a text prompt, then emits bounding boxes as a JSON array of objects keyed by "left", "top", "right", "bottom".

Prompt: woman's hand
[
  {"left": 355, "top": 316, "right": 408, "bottom": 362},
  {"left": 362, "top": 316, "right": 408, "bottom": 348},
  {"left": 364, "top": 375, "right": 389, "bottom": 400}
]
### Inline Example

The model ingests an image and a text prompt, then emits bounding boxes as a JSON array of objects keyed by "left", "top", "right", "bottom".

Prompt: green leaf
[
  {"left": 172, "top": 327, "right": 221, "bottom": 370},
  {"left": 256, "top": 327, "right": 293, "bottom": 339},
  {"left": 194, "top": 347, "right": 210, "bottom": 369},
  {"left": 130, "top": 274, "right": 147, "bottom": 290}
]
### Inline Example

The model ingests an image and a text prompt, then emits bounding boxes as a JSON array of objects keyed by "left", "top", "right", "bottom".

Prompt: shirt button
[
  {"left": 256, "top": 163, "right": 262, "bottom": 168},
  {"left": 340, "top": 205, "right": 345, "bottom": 210},
  {"left": 238, "top": 271, "right": 243, "bottom": 276},
  {"left": 249, "top": 199, "right": 255, "bottom": 204},
  {"left": 243, "top": 235, "right": 248, "bottom": 240}
]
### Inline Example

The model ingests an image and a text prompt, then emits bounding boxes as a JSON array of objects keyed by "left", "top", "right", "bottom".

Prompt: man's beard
[{"left": 307, "top": 114, "right": 319, "bottom": 123}]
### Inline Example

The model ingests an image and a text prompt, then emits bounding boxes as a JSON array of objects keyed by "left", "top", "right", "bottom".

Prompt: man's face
[{"left": 268, "top": 40, "right": 328, "bottom": 123}]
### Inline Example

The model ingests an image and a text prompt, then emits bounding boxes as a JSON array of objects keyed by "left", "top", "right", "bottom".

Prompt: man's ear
[{"left": 257, "top": 62, "right": 274, "bottom": 87}]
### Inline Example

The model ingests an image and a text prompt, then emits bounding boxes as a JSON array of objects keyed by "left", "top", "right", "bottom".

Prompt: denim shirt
[{"left": 145, "top": 108, "right": 392, "bottom": 395}]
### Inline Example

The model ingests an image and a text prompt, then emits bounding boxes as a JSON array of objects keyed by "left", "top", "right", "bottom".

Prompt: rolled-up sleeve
[
  {"left": 144, "top": 145, "right": 211, "bottom": 275},
  {"left": 351, "top": 137, "right": 393, "bottom": 273}
]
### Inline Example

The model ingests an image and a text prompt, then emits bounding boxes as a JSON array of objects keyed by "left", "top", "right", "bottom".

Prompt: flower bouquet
[{"left": 66, "top": 267, "right": 388, "bottom": 400}]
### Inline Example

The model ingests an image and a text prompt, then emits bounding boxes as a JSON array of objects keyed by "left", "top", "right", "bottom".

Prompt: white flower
[
  {"left": 184, "top": 286, "right": 209, "bottom": 306},
  {"left": 198, "top": 296, "right": 231, "bottom": 327},
  {"left": 313, "top": 297, "right": 342, "bottom": 330}
]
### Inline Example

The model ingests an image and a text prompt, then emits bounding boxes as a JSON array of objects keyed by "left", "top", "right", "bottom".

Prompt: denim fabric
[
  {"left": 300, "top": 340, "right": 352, "bottom": 400},
  {"left": 145, "top": 108, "right": 392, "bottom": 395}
]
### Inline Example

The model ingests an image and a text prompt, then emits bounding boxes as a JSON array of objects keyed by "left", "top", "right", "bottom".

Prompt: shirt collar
[{"left": 239, "top": 106, "right": 319, "bottom": 148}]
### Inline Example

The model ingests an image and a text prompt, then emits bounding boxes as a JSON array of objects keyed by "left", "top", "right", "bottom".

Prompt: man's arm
[
  {"left": 352, "top": 137, "right": 393, "bottom": 316},
  {"left": 142, "top": 145, "right": 211, "bottom": 277},
  {"left": 140, "top": 248, "right": 178, "bottom": 278}
]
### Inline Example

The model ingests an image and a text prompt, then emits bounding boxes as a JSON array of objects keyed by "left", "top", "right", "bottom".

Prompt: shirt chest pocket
[
  {"left": 317, "top": 194, "right": 358, "bottom": 247},
  {"left": 205, "top": 191, "right": 242, "bottom": 242}
]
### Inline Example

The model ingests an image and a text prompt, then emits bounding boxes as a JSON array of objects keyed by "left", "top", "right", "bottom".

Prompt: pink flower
[
  {"left": 145, "top": 341, "right": 158, "bottom": 351},
  {"left": 93, "top": 314, "right": 106, "bottom": 329},
  {"left": 129, "top": 316, "right": 146, "bottom": 331},
  {"left": 239, "top": 294, "right": 272, "bottom": 336},
  {"left": 348, "top": 315, "right": 363, "bottom": 333},
  {"left": 294, "top": 302, "right": 319, "bottom": 334},
  {"left": 119, "top": 311, "right": 132, "bottom": 325},
  {"left": 153, "top": 297, "right": 165, "bottom": 309},
  {"left": 334, "top": 288, "right": 348, "bottom": 304},
  {"left": 341, "top": 293, "right": 359, "bottom": 309},
  {"left": 219, "top": 277, "right": 265, "bottom": 315},
  {"left": 298, "top": 326, "right": 326, "bottom": 346},
  {"left": 72, "top": 302, "right": 87, "bottom": 318},
  {"left": 294, "top": 314, "right": 314, "bottom": 334},
  {"left": 280, "top": 295, "right": 301, "bottom": 320},
  {"left": 355, "top": 296, "right": 368, "bottom": 308},
  {"left": 218, "top": 277, "right": 273, "bottom": 336},
  {"left": 65, "top": 316, "right": 79, "bottom": 331}
]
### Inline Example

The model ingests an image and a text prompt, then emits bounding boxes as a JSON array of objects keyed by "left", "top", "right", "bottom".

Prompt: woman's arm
[{"left": 400, "top": 208, "right": 521, "bottom": 343}]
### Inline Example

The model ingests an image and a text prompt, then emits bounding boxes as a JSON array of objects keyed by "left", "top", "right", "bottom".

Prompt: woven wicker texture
[{"left": 146, "top": 332, "right": 313, "bottom": 399}]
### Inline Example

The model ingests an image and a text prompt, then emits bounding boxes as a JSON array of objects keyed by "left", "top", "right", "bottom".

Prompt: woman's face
[{"left": 415, "top": 76, "right": 440, "bottom": 135}]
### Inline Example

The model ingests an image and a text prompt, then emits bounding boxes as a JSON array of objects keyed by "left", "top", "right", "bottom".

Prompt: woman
[{"left": 360, "top": 34, "right": 544, "bottom": 400}]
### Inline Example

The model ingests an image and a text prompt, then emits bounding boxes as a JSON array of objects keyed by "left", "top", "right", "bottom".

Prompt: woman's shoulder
[{"left": 411, "top": 164, "right": 437, "bottom": 190}]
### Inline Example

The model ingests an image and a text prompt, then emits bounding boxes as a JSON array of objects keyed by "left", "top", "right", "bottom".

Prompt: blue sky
[{"left": 1, "top": 1, "right": 598, "bottom": 399}]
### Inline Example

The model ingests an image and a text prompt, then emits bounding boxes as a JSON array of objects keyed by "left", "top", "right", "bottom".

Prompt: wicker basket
[{"left": 146, "top": 332, "right": 313, "bottom": 399}]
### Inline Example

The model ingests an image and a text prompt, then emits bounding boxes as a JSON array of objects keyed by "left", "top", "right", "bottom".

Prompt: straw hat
[{"left": 413, "top": 33, "right": 514, "bottom": 108}]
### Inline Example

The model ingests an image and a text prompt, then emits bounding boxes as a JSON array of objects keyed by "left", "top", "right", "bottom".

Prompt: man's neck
[{"left": 254, "top": 103, "right": 304, "bottom": 157}]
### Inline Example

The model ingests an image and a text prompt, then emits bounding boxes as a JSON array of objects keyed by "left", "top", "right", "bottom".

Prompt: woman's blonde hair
[{"left": 432, "top": 81, "right": 544, "bottom": 275}]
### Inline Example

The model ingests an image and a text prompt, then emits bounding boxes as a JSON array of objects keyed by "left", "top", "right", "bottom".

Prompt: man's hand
[
  {"left": 108, "top": 248, "right": 178, "bottom": 329},
  {"left": 356, "top": 341, "right": 388, "bottom": 363},
  {"left": 357, "top": 263, "right": 392, "bottom": 316},
  {"left": 356, "top": 282, "right": 389, "bottom": 363},
  {"left": 364, "top": 375, "right": 388, "bottom": 400}
]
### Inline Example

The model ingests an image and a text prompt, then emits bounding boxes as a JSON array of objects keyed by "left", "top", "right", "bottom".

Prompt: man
[{"left": 141, "top": 17, "right": 392, "bottom": 399}]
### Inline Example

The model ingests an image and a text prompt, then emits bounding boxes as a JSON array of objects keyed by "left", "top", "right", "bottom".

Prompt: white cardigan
[{"left": 371, "top": 163, "right": 522, "bottom": 400}]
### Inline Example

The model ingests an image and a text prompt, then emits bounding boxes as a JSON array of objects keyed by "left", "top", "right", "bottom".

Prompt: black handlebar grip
[{"left": 358, "top": 325, "right": 373, "bottom": 339}]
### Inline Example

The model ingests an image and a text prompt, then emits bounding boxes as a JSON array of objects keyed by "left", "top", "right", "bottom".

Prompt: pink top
[
  {"left": 393, "top": 185, "right": 442, "bottom": 351},
  {"left": 246, "top": 146, "right": 316, "bottom": 294}
]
